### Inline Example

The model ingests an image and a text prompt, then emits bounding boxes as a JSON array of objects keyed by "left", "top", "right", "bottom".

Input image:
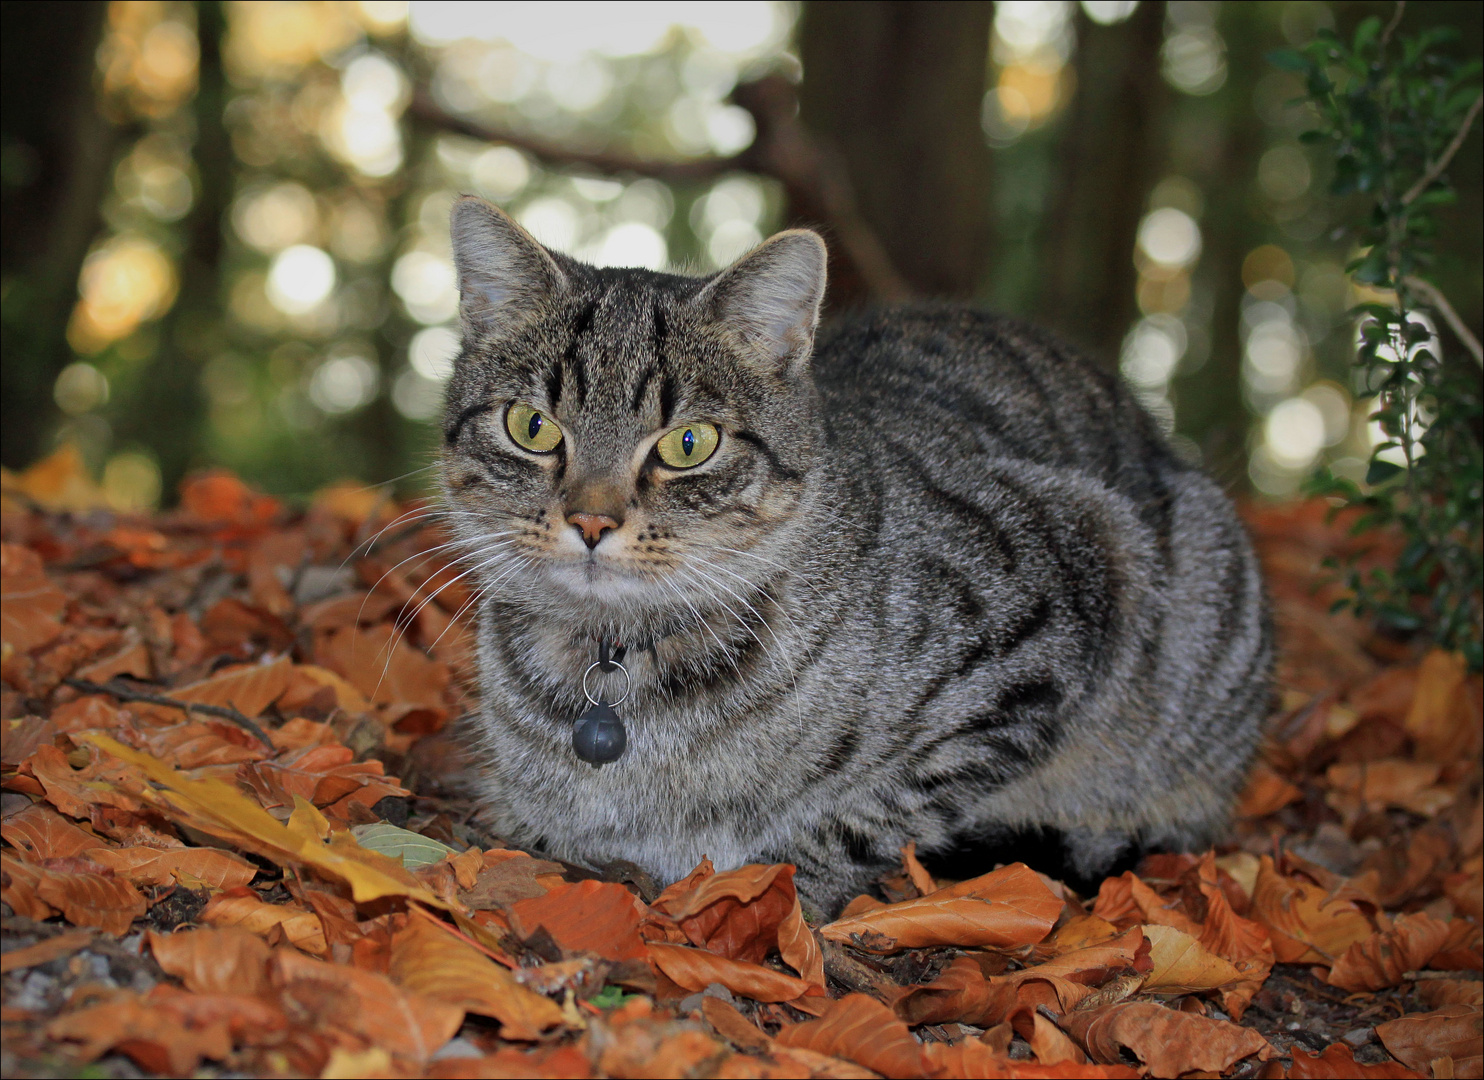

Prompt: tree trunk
[
  {"left": 1035, "top": 0, "right": 1171, "bottom": 368},
  {"left": 797, "top": 1, "right": 994, "bottom": 308},
  {"left": 0, "top": 0, "right": 117, "bottom": 469}
]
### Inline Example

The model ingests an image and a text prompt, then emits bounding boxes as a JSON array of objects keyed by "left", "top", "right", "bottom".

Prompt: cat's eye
[
  {"left": 655, "top": 422, "right": 720, "bottom": 468},
  {"left": 505, "top": 403, "right": 563, "bottom": 453}
]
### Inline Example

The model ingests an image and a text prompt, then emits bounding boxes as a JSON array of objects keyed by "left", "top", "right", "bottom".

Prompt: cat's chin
[{"left": 541, "top": 558, "right": 672, "bottom": 606}]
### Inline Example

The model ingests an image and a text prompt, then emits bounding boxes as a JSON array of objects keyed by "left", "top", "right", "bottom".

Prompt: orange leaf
[
  {"left": 1141, "top": 924, "right": 1244, "bottom": 994},
  {"left": 199, "top": 887, "right": 329, "bottom": 956},
  {"left": 80, "top": 733, "right": 445, "bottom": 908},
  {"left": 14, "top": 852, "right": 148, "bottom": 935},
  {"left": 180, "top": 470, "right": 279, "bottom": 527},
  {"left": 146, "top": 927, "right": 273, "bottom": 997},
  {"left": 901, "top": 841, "right": 937, "bottom": 896},
  {"left": 0, "top": 542, "right": 67, "bottom": 653},
  {"left": 82, "top": 844, "right": 257, "bottom": 889},
  {"left": 1237, "top": 761, "right": 1304, "bottom": 817},
  {"left": 388, "top": 912, "right": 565, "bottom": 1040},
  {"left": 315, "top": 622, "right": 450, "bottom": 712},
  {"left": 1031, "top": 1010, "right": 1087, "bottom": 1065},
  {"left": 46, "top": 991, "right": 239, "bottom": 1075},
  {"left": 774, "top": 993, "right": 929, "bottom": 1078},
  {"left": 271, "top": 946, "right": 462, "bottom": 1068},
  {"left": 0, "top": 929, "right": 94, "bottom": 975},
  {"left": 1, "top": 803, "right": 103, "bottom": 859},
  {"left": 1057, "top": 1000, "right": 1274, "bottom": 1076},
  {"left": 1091, "top": 871, "right": 1200, "bottom": 935},
  {"left": 652, "top": 860, "right": 805, "bottom": 970},
  {"left": 1325, "top": 911, "right": 1451, "bottom": 992},
  {"left": 777, "top": 889, "right": 826, "bottom": 989},
  {"left": 647, "top": 942, "right": 818, "bottom": 1002},
  {"left": 506, "top": 879, "right": 649, "bottom": 961},
  {"left": 1249, "top": 855, "right": 1376, "bottom": 963},
  {"left": 1405, "top": 649, "right": 1480, "bottom": 762},
  {"left": 1375, "top": 1005, "right": 1483, "bottom": 1075},
  {"left": 168, "top": 655, "right": 296, "bottom": 717},
  {"left": 1285, "top": 1042, "right": 1425, "bottom": 1078},
  {"left": 820, "top": 862, "right": 1061, "bottom": 953}
]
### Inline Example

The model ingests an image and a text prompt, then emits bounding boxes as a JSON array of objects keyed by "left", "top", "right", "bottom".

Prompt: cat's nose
[{"left": 567, "top": 511, "right": 620, "bottom": 549}]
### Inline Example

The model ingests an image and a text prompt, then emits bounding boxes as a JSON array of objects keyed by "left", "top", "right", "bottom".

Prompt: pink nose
[{"left": 567, "top": 511, "right": 619, "bottom": 549}]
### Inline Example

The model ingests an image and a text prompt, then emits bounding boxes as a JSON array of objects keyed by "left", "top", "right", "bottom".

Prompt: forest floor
[{"left": 1, "top": 447, "right": 1480, "bottom": 1080}]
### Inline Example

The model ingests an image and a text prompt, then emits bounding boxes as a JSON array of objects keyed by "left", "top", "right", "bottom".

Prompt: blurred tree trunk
[
  {"left": 797, "top": 1, "right": 993, "bottom": 308},
  {"left": 113, "top": 0, "right": 230, "bottom": 492},
  {"left": 1036, "top": 0, "right": 1170, "bottom": 367},
  {"left": 0, "top": 0, "right": 116, "bottom": 469}
]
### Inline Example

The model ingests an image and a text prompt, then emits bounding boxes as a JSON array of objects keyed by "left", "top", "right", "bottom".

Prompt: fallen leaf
[
  {"left": 271, "top": 945, "right": 463, "bottom": 1069},
  {"left": 652, "top": 860, "right": 801, "bottom": 966},
  {"left": 0, "top": 542, "right": 67, "bottom": 653},
  {"left": 1405, "top": 650, "right": 1479, "bottom": 762},
  {"left": 180, "top": 470, "right": 280, "bottom": 528},
  {"left": 1284, "top": 1042, "right": 1425, "bottom": 1078},
  {"left": 1375, "top": 1005, "right": 1482, "bottom": 1074},
  {"left": 1057, "top": 1000, "right": 1275, "bottom": 1076},
  {"left": 507, "top": 879, "right": 649, "bottom": 961},
  {"left": 199, "top": 887, "right": 330, "bottom": 956},
  {"left": 0, "top": 930, "right": 94, "bottom": 974},
  {"left": 647, "top": 942, "right": 818, "bottom": 1002},
  {"left": 147, "top": 926, "right": 272, "bottom": 997},
  {"left": 1419, "top": 980, "right": 1484, "bottom": 1008},
  {"left": 388, "top": 912, "right": 565, "bottom": 1040},
  {"left": 1325, "top": 911, "right": 1450, "bottom": 991},
  {"left": 902, "top": 841, "right": 937, "bottom": 896},
  {"left": 821, "top": 862, "right": 1061, "bottom": 953},
  {"left": 1238, "top": 761, "right": 1305, "bottom": 817},
  {"left": 80, "top": 733, "right": 444, "bottom": 908},
  {"left": 46, "top": 990, "right": 239, "bottom": 1075},
  {"left": 82, "top": 844, "right": 256, "bottom": 889},
  {"left": 774, "top": 993, "right": 929, "bottom": 1078},
  {"left": 460, "top": 854, "right": 566, "bottom": 908},
  {"left": 1, "top": 851, "right": 147, "bottom": 935},
  {"left": 701, "top": 995, "right": 774, "bottom": 1053},
  {"left": 1249, "top": 855, "right": 1377, "bottom": 963},
  {"left": 351, "top": 822, "right": 457, "bottom": 868},
  {"left": 1326, "top": 759, "right": 1449, "bottom": 818},
  {"left": 1031, "top": 1009, "right": 1087, "bottom": 1064},
  {"left": 168, "top": 656, "right": 296, "bottom": 717},
  {"left": 1, "top": 802, "right": 104, "bottom": 859},
  {"left": 1141, "top": 924, "right": 1245, "bottom": 993}
]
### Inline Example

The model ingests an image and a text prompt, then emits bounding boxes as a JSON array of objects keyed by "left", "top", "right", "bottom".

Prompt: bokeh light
[{"left": 267, "top": 245, "right": 337, "bottom": 315}]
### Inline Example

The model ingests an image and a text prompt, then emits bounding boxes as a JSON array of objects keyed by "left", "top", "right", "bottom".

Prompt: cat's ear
[
  {"left": 697, "top": 230, "right": 827, "bottom": 374},
  {"left": 450, "top": 196, "right": 567, "bottom": 338}
]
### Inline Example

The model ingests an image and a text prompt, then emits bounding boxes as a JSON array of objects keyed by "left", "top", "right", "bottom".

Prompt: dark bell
[{"left": 573, "top": 701, "right": 626, "bottom": 765}]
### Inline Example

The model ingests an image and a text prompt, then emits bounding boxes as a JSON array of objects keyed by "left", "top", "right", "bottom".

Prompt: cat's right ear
[{"left": 450, "top": 196, "right": 566, "bottom": 338}]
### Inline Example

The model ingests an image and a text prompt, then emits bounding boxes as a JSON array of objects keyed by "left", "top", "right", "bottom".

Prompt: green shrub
[{"left": 1275, "top": 9, "right": 1483, "bottom": 668}]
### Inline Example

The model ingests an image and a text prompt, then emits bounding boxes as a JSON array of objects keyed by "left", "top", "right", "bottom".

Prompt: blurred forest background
[{"left": 1, "top": 0, "right": 1480, "bottom": 509}]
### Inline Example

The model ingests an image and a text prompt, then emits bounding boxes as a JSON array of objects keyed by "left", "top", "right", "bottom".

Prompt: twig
[
  {"left": 1405, "top": 969, "right": 1482, "bottom": 981},
  {"left": 65, "top": 677, "right": 275, "bottom": 750},
  {"left": 410, "top": 77, "right": 913, "bottom": 302},
  {"left": 1402, "top": 93, "right": 1483, "bottom": 206},
  {"left": 1402, "top": 275, "right": 1484, "bottom": 366},
  {"left": 1380, "top": 0, "right": 1407, "bottom": 47}
]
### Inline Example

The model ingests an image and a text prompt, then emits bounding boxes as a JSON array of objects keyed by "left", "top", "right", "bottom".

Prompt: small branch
[
  {"left": 1402, "top": 275, "right": 1484, "bottom": 366},
  {"left": 410, "top": 78, "right": 914, "bottom": 302},
  {"left": 65, "top": 677, "right": 276, "bottom": 750},
  {"left": 1380, "top": 0, "right": 1407, "bottom": 47},
  {"left": 1402, "top": 93, "right": 1483, "bottom": 206}
]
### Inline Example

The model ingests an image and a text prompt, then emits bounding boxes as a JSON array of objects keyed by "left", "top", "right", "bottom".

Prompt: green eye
[
  {"left": 656, "top": 422, "right": 719, "bottom": 468},
  {"left": 505, "top": 403, "right": 563, "bottom": 453}
]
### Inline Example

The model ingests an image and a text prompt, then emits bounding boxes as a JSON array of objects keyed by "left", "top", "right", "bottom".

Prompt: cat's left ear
[{"left": 696, "top": 230, "right": 827, "bottom": 375}]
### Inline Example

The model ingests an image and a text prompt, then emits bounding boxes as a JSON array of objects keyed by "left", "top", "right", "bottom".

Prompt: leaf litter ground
[{"left": 1, "top": 449, "right": 1480, "bottom": 1079}]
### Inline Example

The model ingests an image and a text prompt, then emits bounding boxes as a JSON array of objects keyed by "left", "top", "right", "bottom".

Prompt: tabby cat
[{"left": 440, "top": 196, "right": 1271, "bottom": 912}]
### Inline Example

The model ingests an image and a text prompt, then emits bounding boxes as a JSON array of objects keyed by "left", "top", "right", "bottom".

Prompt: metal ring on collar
[{"left": 581, "top": 660, "right": 631, "bottom": 708}]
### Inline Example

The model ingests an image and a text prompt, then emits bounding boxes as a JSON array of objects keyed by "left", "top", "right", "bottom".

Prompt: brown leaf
[
  {"left": 169, "top": 655, "right": 296, "bottom": 717},
  {"left": 1284, "top": 1042, "right": 1425, "bottom": 1078},
  {"left": 1325, "top": 911, "right": 1451, "bottom": 991},
  {"left": 1141, "top": 924, "right": 1244, "bottom": 993},
  {"left": 774, "top": 993, "right": 929, "bottom": 1078},
  {"left": 388, "top": 912, "right": 565, "bottom": 1040},
  {"left": 821, "top": 862, "right": 1061, "bottom": 953},
  {"left": 1238, "top": 761, "right": 1305, "bottom": 817},
  {"left": 1419, "top": 980, "right": 1484, "bottom": 1009},
  {"left": 1057, "top": 1000, "right": 1275, "bottom": 1076},
  {"left": 199, "top": 887, "right": 329, "bottom": 956},
  {"left": 0, "top": 930, "right": 94, "bottom": 974},
  {"left": 701, "top": 995, "right": 774, "bottom": 1053},
  {"left": 1326, "top": 758, "right": 1452, "bottom": 818},
  {"left": 1249, "top": 854, "right": 1377, "bottom": 963},
  {"left": 459, "top": 853, "right": 565, "bottom": 908},
  {"left": 147, "top": 927, "right": 272, "bottom": 997},
  {"left": 507, "top": 879, "right": 649, "bottom": 961},
  {"left": 1405, "top": 650, "right": 1480, "bottom": 762},
  {"left": 1031, "top": 1010, "right": 1087, "bottom": 1064},
  {"left": 1, "top": 541, "right": 67, "bottom": 653},
  {"left": 1375, "top": 1005, "right": 1483, "bottom": 1074},
  {"left": 46, "top": 990, "right": 240, "bottom": 1075},
  {"left": 647, "top": 941, "right": 818, "bottom": 1002},
  {"left": 902, "top": 840, "right": 937, "bottom": 897},
  {"left": 83, "top": 844, "right": 257, "bottom": 889},
  {"left": 777, "top": 887, "right": 826, "bottom": 989},
  {"left": 271, "top": 945, "right": 463, "bottom": 1068},
  {"left": 1, "top": 802, "right": 104, "bottom": 858},
  {"left": 315, "top": 622, "right": 450, "bottom": 714},
  {"left": 922, "top": 1038, "right": 1141, "bottom": 1077},
  {"left": 1091, "top": 871, "right": 1200, "bottom": 935},
  {"left": 1, "top": 851, "right": 147, "bottom": 935},
  {"left": 651, "top": 860, "right": 800, "bottom": 965}
]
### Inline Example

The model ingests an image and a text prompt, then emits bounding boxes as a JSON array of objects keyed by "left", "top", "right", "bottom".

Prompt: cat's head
[{"left": 439, "top": 196, "right": 828, "bottom": 620}]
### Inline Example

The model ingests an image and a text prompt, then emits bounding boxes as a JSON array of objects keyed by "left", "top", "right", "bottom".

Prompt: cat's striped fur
[{"left": 440, "top": 197, "right": 1272, "bottom": 912}]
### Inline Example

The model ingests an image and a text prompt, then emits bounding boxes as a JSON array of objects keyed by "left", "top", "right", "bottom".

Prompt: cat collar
[{"left": 573, "top": 639, "right": 629, "bottom": 766}]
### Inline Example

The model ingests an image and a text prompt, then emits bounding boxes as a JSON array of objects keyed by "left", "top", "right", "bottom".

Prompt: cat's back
[{"left": 811, "top": 306, "right": 1184, "bottom": 512}]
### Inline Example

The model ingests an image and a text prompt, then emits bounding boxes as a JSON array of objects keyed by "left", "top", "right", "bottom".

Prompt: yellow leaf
[
  {"left": 1142, "top": 924, "right": 1245, "bottom": 994},
  {"left": 79, "top": 733, "right": 445, "bottom": 908}
]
